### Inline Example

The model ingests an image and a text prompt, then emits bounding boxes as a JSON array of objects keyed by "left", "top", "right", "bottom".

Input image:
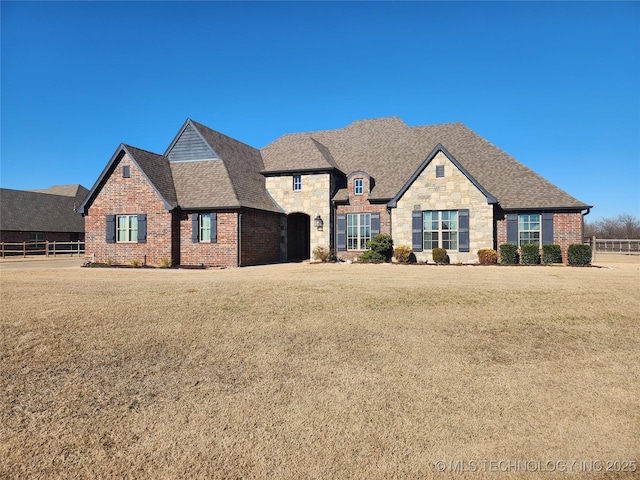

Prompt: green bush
[
  {"left": 393, "top": 246, "right": 413, "bottom": 263},
  {"left": 542, "top": 244, "right": 562, "bottom": 264},
  {"left": 432, "top": 247, "right": 449, "bottom": 264},
  {"left": 313, "top": 245, "right": 334, "bottom": 263},
  {"left": 160, "top": 257, "right": 172, "bottom": 268},
  {"left": 521, "top": 244, "right": 540, "bottom": 264},
  {"left": 499, "top": 243, "right": 519, "bottom": 264},
  {"left": 358, "top": 250, "right": 385, "bottom": 263},
  {"left": 365, "top": 234, "right": 394, "bottom": 262},
  {"left": 477, "top": 248, "right": 498, "bottom": 265},
  {"left": 568, "top": 243, "right": 592, "bottom": 265}
]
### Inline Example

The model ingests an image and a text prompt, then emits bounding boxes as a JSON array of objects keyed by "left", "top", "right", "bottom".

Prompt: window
[
  {"left": 199, "top": 213, "right": 212, "bottom": 242},
  {"left": 29, "top": 232, "right": 44, "bottom": 243},
  {"left": 347, "top": 213, "right": 371, "bottom": 250},
  {"left": 436, "top": 165, "right": 445, "bottom": 178},
  {"left": 354, "top": 178, "right": 363, "bottom": 195},
  {"left": 122, "top": 165, "right": 130, "bottom": 178},
  {"left": 423, "top": 210, "right": 458, "bottom": 250},
  {"left": 192, "top": 212, "right": 217, "bottom": 243},
  {"left": 116, "top": 215, "right": 138, "bottom": 243},
  {"left": 293, "top": 175, "right": 302, "bottom": 191},
  {"left": 518, "top": 214, "right": 541, "bottom": 246}
]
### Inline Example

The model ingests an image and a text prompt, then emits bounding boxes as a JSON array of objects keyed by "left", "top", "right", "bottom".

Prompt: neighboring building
[
  {"left": 0, "top": 184, "right": 88, "bottom": 245},
  {"left": 78, "top": 117, "right": 591, "bottom": 267}
]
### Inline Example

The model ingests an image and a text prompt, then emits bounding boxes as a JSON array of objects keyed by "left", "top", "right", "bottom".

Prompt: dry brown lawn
[{"left": 1, "top": 260, "right": 639, "bottom": 479}]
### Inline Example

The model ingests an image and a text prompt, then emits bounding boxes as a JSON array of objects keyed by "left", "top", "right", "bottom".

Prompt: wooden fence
[
  {"left": 584, "top": 237, "right": 640, "bottom": 255},
  {"left": 0, "top": 241, "right": 85, "bottom": 258}
]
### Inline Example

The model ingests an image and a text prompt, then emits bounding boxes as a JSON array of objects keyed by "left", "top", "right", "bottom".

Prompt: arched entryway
[{"left": 287, "top": 213, "right": 310, "bottom": 261}]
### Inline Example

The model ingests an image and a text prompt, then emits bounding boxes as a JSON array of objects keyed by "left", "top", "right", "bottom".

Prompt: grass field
[{"left": 1, "top": 259, "right": 638, "bottom": 478}]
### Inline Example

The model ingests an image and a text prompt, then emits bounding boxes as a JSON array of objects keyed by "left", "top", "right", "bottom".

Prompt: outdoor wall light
[{"left": 314, "top": 215, "right": 324, "bottom": 231}]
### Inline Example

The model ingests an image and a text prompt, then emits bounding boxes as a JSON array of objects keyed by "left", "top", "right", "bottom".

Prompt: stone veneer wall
[
  {"left": 265, "top": 173, "right": 331, "bottom": 255},
  {"left": 496, "top": 211, "right": 583, "bottom": 264},
  {"left": 392, "top": 151, "right": 494, "bottom": 263},
  {"left": 84, "top": 153, "right": 173, "bottom": 266}
]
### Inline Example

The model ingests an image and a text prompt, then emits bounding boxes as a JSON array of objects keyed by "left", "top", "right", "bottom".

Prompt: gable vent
[{"left": 167, "top": 123, "right": 219, "bottom": 162}]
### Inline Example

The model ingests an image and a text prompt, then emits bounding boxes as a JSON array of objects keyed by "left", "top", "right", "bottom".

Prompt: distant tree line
[{"left": 584, "top": 214, "right": 640, "bottom": 239}]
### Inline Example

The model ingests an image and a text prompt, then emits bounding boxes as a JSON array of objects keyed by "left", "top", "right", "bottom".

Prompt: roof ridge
[
  {"left": 122, "top": 143, "right": 165, "bottom": 157},
  {"left": 190, "top": 119, "right": 260, "bottom": 152}
]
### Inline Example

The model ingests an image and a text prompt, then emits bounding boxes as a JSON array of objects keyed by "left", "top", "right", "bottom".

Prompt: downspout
[
  {"left": 582, "top": 207, "right": 592, "bottom": 261},
  {"left": 238, "top": 212, "right": 242, "bottom": 267},
  {"left": 581, "top": 207, "right": 591, "bottom": 240}
]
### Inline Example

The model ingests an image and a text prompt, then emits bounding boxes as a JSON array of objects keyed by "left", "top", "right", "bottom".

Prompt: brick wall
[
  {"left": 240, "top": 210, "right": 282, "bottom": 266},
  {"left": 84, "top": 152, "right": 174, "bottom": 266},
  {"left": 554, "top": 212, "right": 584, "bottom": 261},
  {"left": 180, "top": 210, "right": 239, "bottom": 268},
  {"left": 496, "top": 211, "right": 584, "bottom": 263},
  {"left": 336, "top": 172, "right": 391, "bottom": 261}
]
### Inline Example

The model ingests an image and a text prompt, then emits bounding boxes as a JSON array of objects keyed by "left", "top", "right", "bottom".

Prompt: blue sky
[{"left": 1, "top": 1, "right": 638, "bottom": 221}]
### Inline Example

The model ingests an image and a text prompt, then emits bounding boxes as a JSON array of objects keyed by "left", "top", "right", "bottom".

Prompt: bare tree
[{"left": 585, "top": 214, "right": 640, "bottom": 239}]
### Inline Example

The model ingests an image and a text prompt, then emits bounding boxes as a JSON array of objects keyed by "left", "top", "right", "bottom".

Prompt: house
[
  {"left": 78, "top": 117, "right": 591, "bottom": 267},
  {"left": 0, "top": 184, "right": 88, "bottom": 245}
]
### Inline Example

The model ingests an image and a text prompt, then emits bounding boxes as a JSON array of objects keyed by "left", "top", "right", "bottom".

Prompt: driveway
[{"left": 0, "top": 257, "right": 85, "bottom": 271}]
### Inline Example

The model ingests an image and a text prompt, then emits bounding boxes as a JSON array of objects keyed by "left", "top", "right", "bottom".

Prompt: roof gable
[
  {"left": 168, "top": 120, "right": 281, "bottom": 212},
  {"left": 77, "top": 144, "right": 177, "bottom": 214},
  {"left": 165, "top": 120, "right": 219, "bottom": 162},
  {"left": 388, "top": 144, "right": 498, "bottom": 208}
]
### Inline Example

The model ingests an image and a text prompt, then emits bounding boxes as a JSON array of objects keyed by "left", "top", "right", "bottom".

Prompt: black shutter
[
  {"left": 542, "top": 212, "right": 554, "bottom": 245},
  {"left": 506, "top": 214, "right": 518, "bottom": 244},
  {"left": 137, "top": 214, "right": 147, "bottom": 243},
  {"left": 106, "top": 215, "right": 116, "bottom": 243},
  {"left": 192, "top": 213, "right": 199, "bottom": 243},
  {"left": 412, "top": 210, "right": 423, "bottom": 252},
  {"left": 337, "top": 214, "right": 346, "bottom": 252},
  {"left": 458, "top": 209, "right": 469, "bottom": 252},
  {"left": 371, "top": 212, "right": 380, "bottom": 237},
  {"left": 211, "top": 212, "right": 218, "bottom": 243}
]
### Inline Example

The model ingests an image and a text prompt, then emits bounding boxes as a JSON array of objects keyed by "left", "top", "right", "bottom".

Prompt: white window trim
[
  {"left": 116, "top": 215, "right": 138, "bottom": 243},
  {"left": 354, "top": 178, "right": 364, "bottom": 195},
  {"left": 518, "top": 214, "right": 541, "bottom": 247},
  {"left": 199, "top": 213, "right": 212, "bottom": 243},
  {"left": 423, "top": 210, "right": 459, "bottom": 251},
  {"left": 347, "top": 213, "right": 371, "bottom": 250},
  {"left": 293, "top": 175, "right": 302, "bottom": 191}
]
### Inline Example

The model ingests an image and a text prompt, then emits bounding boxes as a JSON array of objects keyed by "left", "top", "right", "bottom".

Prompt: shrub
[
  {"left": 131, "top": 259, "right": 142, "bottom": 268},
  {"left": 312, "top": 245, "right": 334, "bottom": 263},
  {"left": 432, "top": 247, "right": 449, "bottom": 264},
  {"left": 365, "top": 234, "right": 394, "bottom": 262},
  {"left": 542, "top": 244, "right": 562, "bottom": 264},
  {"left": 160, "top": 257, "right": 172, "bottom": 268},
  {"left": 477, "top": 248, "right": 498, "bottom": 265},
  {"left": 358, "top": 250, "right": 385, "bottom": 263},
  {"left": 568, "top": 243, "right": 592, "bottom": 265},
  {"left": 521, "top": 244, "right": 540, "bottom": 265},
  {"left": 393, "top": 246, "right": 413, "bottom": 263},
  {"left": 499, "top": 243, "right": 519, "bottom": 264}
]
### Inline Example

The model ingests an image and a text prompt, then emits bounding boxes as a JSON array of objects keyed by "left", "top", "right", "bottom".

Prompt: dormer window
[
  {"left": 293, "top": 175, "right": 302, "bottom": 191},
  {"left": 354, "top": 178, "right": 363, "bottom": 195}
]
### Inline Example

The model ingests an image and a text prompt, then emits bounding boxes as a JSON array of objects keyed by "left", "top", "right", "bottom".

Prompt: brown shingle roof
[
  {"left": 262, "top": 117, "right": 590, "bottom": 210},
  {"left": 124, "top": 145, "right": 178, "bottom": 208},
  {"left": 1, "top": 185, "right": 88, "bottom": 232},
  {"left": 169, "top": 121, "right": 281, "bottom": 212}
]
